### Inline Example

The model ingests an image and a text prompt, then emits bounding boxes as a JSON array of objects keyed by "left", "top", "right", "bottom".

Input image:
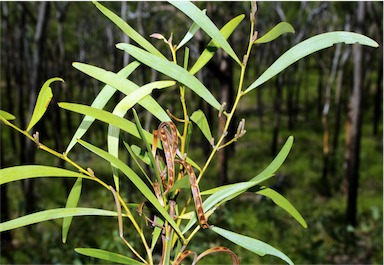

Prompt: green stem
[
  {"left": 118, "top": 193, "right": 152, "bottom": 265},
  {"left": 196, "top": 15, "right": 255, "bottom": 183},
  {"left": 1, "top": 118, "right": 154, "bottom": 262},
  {"left": 179, "top": 85, "right": 189, "bottom": 155}
]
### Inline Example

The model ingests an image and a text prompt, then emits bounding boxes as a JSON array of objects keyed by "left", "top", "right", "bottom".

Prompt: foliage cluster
[{"left": 0, "top": 1, "right": 379, "bottom": 264}]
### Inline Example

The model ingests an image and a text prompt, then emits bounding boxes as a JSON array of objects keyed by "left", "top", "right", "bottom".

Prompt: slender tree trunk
[
  {"left": 345, "top": 2, "right": 365, "bottom": 227},
  {"left": 55, "top": 2, "right": 71, "bottom": 193},
  {"left": 14, "top": 3, "right": 31, "bottom": 218},
  {"left": 217, "top": 51, "right": 234, "bottom": 185},
  {"left": 373, "top": 60, "right": 382, "bottom": 136},
  {"left": 0, "top": 2, "right": 12, "bottom": 246},
  {"left": 256, "top": 85, "right": 264, "bottom": 130},
  {"left": 317, "top": 56, "right": 325, "bottom": 117},
  {"left": 255, "top": 41, "right": 271, "bottom": 131},
  {"left": 23, "top": 2, "right": 51, "bottom": 215},
  {"left": 293, "top": 60, "right": 304, "bottom": 127},
  {"left": 321, "top": 44, "right": 341, "bottom": 196},
  {"left": 303, "top": 61, "right": 310, "bottom": 122},
  {"left": 286, "top": 67, "right": 294, "bottom": 130},
  {"left": 332, "top": 47, "right": 351, "bottom": 159},
  {"left": 121, "top": 1, "right": 130, "bottom": 67},
  {"left": 0, "top": 126, "right": 12, "bottom": 256},
  {"left": 271, "top": 75, "right": 283, "bottom": 157}
]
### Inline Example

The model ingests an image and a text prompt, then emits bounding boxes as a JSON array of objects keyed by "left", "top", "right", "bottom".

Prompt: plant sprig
[{"left": 0, "top": 1, "right": 379, "bottom": 264}]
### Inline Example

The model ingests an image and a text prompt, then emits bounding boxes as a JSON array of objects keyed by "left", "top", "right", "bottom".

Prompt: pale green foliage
[{"left": 0, "top": 1, "right": 378, "bottom": 264}]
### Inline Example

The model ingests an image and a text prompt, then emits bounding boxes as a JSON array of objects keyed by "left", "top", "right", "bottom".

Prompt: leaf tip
[
  {"left": 116, "top": 43, "right": 125, "bottom": 50},
  {"left": 0, "top": 110, "right": 16, "bottom": 121}
]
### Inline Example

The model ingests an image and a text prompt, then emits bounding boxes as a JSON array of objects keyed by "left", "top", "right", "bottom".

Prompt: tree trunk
[
  {"left": 286, "top": 67, "right": 295, "bottom": 130},
  {"left": 321, "top": 44, "right": 341, "bottom": 196},
  {"left": 0, "top": 2, "right": 13, "bottom": 248},
  {"left": 332, "top": 47, "right": 351, "bottom": 161},
  {"left": 303, "top": 61, "right": 310, "bottom": 122},
  {"left": 373, "top": 60, "right": 382, "bottom": 136},
  {"left": 293, "top": 60, "right": 304, "bottom": 127},
  {"left": 23, "top": 2, "right": 51, "bottom": 215},
  {"left": 345, "top": 1, "right": 365, "bottom": 227},
  {"left": 316, "top": 55, "right": 325, "bottom": 117},
  {"left": 271, "top": 75, "right": 283, "bottom": 157},
  {"left": 217, "top": 51, "right": 234, "bottom": 185},
  {"left": 121, "top": 1, "right": 130, "bottom": 67},
  {"left": 0, "top": 128, "right": 12, "bottom": 257}
]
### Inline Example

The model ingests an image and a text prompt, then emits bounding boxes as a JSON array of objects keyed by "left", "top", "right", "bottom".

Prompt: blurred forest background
[{"left": 0, "top": 1, "right": 382, "bottom": 264}]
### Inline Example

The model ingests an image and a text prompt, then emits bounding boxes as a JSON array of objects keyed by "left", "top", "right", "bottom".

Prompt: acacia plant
[{"left": 0, "top": 1, "right": 378, "bottom": 264}]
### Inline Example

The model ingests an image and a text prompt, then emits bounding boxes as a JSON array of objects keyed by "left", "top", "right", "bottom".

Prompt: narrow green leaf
[
  {"left": 176, "top": 10, "right": 206, "bottom": 50},
  {"left": 183, "top": 47, "right": 190, "bottom": 70},
  {"left": 62, "top": 178, "right": 83, "bottom": 243},
  {"left": 130, "top": 145, "right": 151, "bottom": 165},
  {"left": 244, "top": 31, "right": 379, "bottom": 94},
  {"left": 184, "top": 120, "right": 193, "bottom": 154},
  {"left": 211, "top": 226, "right": 294, "bottom": 265},
  {"left": 107, "top": 80, "right": 175, "bottom": 156},
  {"left": 0, "top": 110, "right": 16, "bottom": 120},
  {"left": 59, "top": 103, "right": 153, "bottom": 143},
  {"left": 116, "top": 43, "right": 221, "bottom": 110},
  {"left": 250, "top": 136, "right": 294, "bottom": 182},
  {"left": 169, "top": 175, "right": 190, "bottom": 193},
  {"left": 183, "top": 181, "right": 254, "bottom": 233},
  {"left": 183, "top": 136, "right": 293, "bottom": 233},
  {"left": 256, "top": 186, "right": 307, "bottom": 228},
  {"left": 93, "top": 1, "right": 164, "bottom": 58},
  {"left": 0, "top": 165, "right": 91, "bottom": 185},
  {"left": 72, "top": 62, "right": 170, "bottom": 122},
  {"left": 203, "top": 136, "right": 293, "bottom": 197},
  {"left": 26, "top": 77, "right": 64, "bottom": 132},
  {"left": 109, "top": 125, "right": 121, "bottom": 192},
  {"left": 190, "top": 14, "right": 245, "bottom": 75},
  {"left": 0, "top": 208, "right": 117, "bottom": 232},
  {"left": 169, "top": 1, "right": 241, "bottom": 65},
  {"left": 123, "top": 142, "right": 152, "bottom": 184},
  {"left": 178, "top": 211, "right": 194, "bottom": 220},
  {"left": 164, "top": 229, "right": 174, "bottom": 265},
  {"left": 132, "top": 109, "right": 162, "bottom": 190},
  {"left": 107, "top": 81, "right": 175, "bottom": 191},
  {"left": 151, "top": 218, "right": 164, "bottom": 251},
  {"left": 77, "top": 139, "right": 185, "bottom": 240},
  {"left": 190, "top": 110, "right": 213, "bottom": 143},
  {"left": 66, "top": 62, "right": 140, "bottom": 153},
  {"left": 75, "top": 248, "right": 145, "bottom": 265},
  {"left": 254, "top": 22, "right": 295, "bottom": 44},
  {"left": 114, "top": 81, "right": 175, "bottom": 116},
  {"left": 186, "top": 157, "right": 201, "bottom": 172}
]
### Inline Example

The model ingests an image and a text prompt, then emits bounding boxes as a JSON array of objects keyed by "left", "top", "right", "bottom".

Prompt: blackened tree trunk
[
  {"left": 271, "top": 74, "right": 283, "bottom": 157},
  {"left": 0, "top": 2, "right": 13, "bottom": 251},
  {"left": 373, "top": 60, "right": 382, "bottom": 136},
  {"left": 23, "top": 2, "right": 51, "bottom": 215},
  {"left": 345, "top": 2, "right": 365, "bottom": 227},
  {"left": 0, "top": 136, "right": 12, "bottom": 257},
  {"left": 54, "top": 2, "right": 67, "bottom": 158},
  {"left": 54, "top": 2, "right": 71, "bottom": 193},
  {"left": 292, "top": 60, "right": 304, "bottom": 127},
  {"left": 286, "top": 66, "right": 295, "bottom": 130},
  {"left": 217, "top": 51, "right": 234, "bottom": 185}
]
